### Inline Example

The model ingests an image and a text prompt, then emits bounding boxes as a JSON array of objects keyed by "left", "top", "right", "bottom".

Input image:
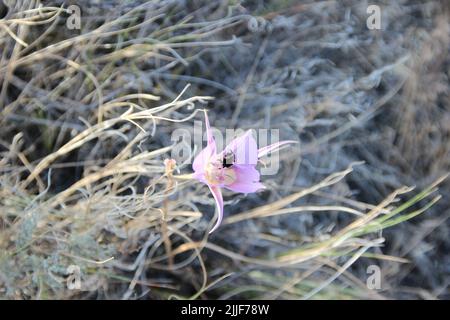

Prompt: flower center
[{"left": 204, "top": 161, "right": 237, "bottom": 186}]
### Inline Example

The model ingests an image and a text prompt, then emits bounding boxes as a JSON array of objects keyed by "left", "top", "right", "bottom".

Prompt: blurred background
[{"left": 0, "top": 0, "right": 448, "bottom": 299}]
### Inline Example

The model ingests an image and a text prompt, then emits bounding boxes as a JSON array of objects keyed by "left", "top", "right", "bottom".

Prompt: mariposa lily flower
[{"left": 193, "top": 111, "right": 297, "bottom": 233}]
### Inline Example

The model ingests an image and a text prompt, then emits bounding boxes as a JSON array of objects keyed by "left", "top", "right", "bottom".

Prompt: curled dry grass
[{"left": 0, "top": 1, "right": 448, "bottom": 299}]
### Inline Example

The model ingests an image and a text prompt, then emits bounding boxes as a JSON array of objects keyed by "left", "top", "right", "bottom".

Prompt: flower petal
[
  {"left": 193, "top": 144, "right": 214, "bottom": 174},
  {"left": 225, "top": 164, "right": 265, "bottom": 193},
  {"left": 192, "top": 110, "right": 217, "bottom": 176},
  {"left": 258, "top": 140, "right": 298, "bottom": 158},
  {"left": 204, "top": 110, "right": 216, "bottom": 154},
  {"left": 208, "top": 184, "right": 224, "bottom": 234},
  {"left": 222, "top": 130, "right": 258, "bottom": 166}
]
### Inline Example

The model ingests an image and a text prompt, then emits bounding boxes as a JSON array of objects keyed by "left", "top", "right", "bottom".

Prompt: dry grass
[{"left": 0, "top": 0, "right": 449, "bottom": 299}]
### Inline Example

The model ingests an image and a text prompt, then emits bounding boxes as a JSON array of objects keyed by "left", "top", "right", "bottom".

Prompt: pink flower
[{"left": 193, "top": 111, "right": 297, "bottom": 233}]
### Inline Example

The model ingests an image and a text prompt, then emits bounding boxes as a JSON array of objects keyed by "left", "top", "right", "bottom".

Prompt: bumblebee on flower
[{"left": 186, "top": 110, "right": 297, "bottom": 233}]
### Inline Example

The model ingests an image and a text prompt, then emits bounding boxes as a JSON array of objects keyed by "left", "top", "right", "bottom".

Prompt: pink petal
[
  {"left": 225, "top": 164, "right": 265, "bottom": 193},
  {"left": 193, "top": 144, "right": 214, "bottom": 174},
  {"left": 204, "top": 110, "right": 216, "bottom": 154},
  {"left": 222, "top": 130, "right": 258, "bottom": 166},
  {"left": 257, "top": 140, "right": 298, "bottom": 158},
  {"left": 192, "top": 110, "right": 217, "bottom": 176},
  {"left": 207, "top": 184, "right": 224, "bottom": 234}
]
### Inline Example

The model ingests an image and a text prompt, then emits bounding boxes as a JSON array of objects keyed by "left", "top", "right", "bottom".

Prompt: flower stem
[{"left": 173, "top": 173, "right": 194, "bottom": 180}]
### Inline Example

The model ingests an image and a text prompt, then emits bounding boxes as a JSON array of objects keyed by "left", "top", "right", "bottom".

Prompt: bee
[{"left": 222, "top": 150, "right": 235, "bottom": 168}]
